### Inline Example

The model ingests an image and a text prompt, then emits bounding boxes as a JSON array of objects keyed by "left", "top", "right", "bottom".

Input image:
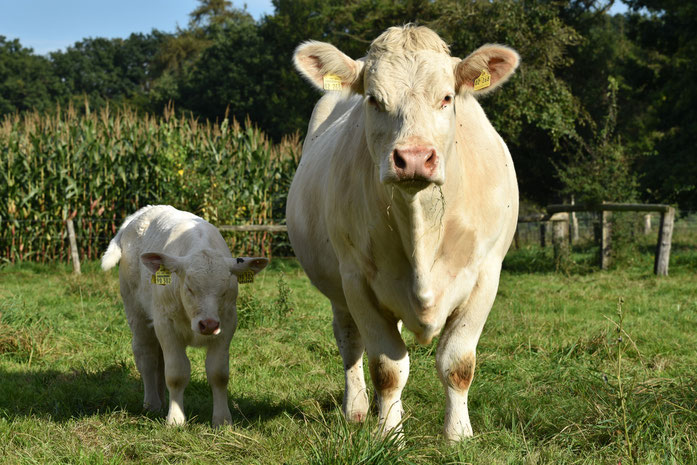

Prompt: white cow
[
  {"left": 101, "top": 205, "right": 268, "bottom": 426},
  {"left": 287, "top": 25, "right": 519, "bottom": 440}
]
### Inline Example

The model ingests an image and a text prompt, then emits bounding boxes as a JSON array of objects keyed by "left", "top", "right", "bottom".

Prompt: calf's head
[
  {"left": 141, "top": 251, "right": 269, "bottom": 335},
  {"left": 294, "top": 25, "right": 519, "bottom": 191}
]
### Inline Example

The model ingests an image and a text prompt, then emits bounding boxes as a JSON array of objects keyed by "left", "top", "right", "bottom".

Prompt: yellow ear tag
[
  {"left": 151, "top": 265, "right": 172, "bottom": 286},
  {"left": 323, "top": 73, "right": 343, "bottom": 91},
  {"left": 473, "top": 69, "right": 491, "bottom": 91},
  {"left": 237, "top": 271, "right": 255, "bottom": 284}
]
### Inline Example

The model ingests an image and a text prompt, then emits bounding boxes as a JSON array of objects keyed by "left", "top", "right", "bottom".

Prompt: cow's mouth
[{"left": 394, "top": 178, "right": 432, "bottom": 193}]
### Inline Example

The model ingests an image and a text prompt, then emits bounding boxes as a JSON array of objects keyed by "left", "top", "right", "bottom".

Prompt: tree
[
  {"left": 0, "top": 37, "right": 58, "bottom": 114},
  {"left": 622, "top": 0, "right": 697, "bottom": 208}
]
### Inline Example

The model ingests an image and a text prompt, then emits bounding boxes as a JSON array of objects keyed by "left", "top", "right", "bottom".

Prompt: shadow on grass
[{"left": 0, "top": 364, "right": 297, "bottom": 425}]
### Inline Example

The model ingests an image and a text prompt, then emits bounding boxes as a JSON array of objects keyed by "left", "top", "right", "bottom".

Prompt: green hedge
[{"left": 0, "top": 103, "right": 300, "bottom": 263}]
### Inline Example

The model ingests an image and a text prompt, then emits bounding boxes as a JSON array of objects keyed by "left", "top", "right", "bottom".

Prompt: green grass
[{"left": 1, "top": 240, "right": 696, "bottom": 464}]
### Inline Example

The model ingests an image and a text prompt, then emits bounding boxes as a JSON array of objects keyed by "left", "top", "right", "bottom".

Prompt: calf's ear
[
  {"left": 294, "top": 41, "right": 365, "bottom": 94},
  {"left": 228, "top": 257, "right": 269, "bottom": 276},
  {"left": 141, "top": 252, "right": 184, "bottom": 274},
  {"left": 454, "top": 44, "right": 519, "bottom": 96}
]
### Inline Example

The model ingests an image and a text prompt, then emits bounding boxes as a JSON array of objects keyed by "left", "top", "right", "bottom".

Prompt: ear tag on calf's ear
[
  {"left": 323, "top": 73, "right": 343, "bottom": 91},
  {"left": 151, "top": 265, "right": 172, "bottom": 286},
  {"left": 473, "top": 69, "right": 491, "bottom": 91},
  {"left": 237, "top": 271, "right": 255, "bottom": 284}
]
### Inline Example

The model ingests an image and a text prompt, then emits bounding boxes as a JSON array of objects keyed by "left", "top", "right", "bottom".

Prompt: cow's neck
[{"left": 386, "top": 184, "right": 449, "bottom": 272}]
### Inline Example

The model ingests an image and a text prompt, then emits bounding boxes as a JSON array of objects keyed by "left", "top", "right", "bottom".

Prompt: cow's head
[
  {"left": 294, "top": 25, "right": 519, "bottom": 192},
  {"left": 141, "top": 251, "right": 268, "bottom": 335}
]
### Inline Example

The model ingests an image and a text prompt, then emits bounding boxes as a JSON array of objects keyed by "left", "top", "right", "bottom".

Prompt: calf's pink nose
[
  {"left": 392, "top": 146, "right": 438, "bottom": 181},
  {"left": 198, "top": 319, "right": 220, "bottom": 335}
]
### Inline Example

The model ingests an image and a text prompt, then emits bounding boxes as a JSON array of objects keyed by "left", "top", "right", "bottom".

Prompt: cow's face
[
  {"left": 293, "top": 26, "right": 519, "bottom": 192},
  {"left": 362, "top": 50, "right": 456, "bottom": 189},
  {"left": 141, "top": 252, "right": 268, "bottom": 335}
]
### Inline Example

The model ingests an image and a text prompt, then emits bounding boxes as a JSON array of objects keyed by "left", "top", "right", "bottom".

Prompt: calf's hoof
[{"left": 212, "top": 410, "right": 233, "bottom": 427}]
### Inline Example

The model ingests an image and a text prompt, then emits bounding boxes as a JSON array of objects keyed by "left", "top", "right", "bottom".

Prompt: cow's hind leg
[
  {"left": 436, "top": 262, "right": 502, "bottom": 441},
  {"left": 332, "top": 301, "right": 369, "bottom": 422}
]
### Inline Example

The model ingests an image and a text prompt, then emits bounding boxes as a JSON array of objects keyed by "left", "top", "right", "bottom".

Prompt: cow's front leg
[
  {"left": 436, "top": 263, "right": 502, "bottom": 441},
  {"left": 332, "top": 301, "right": 369, "bottom": 423},
  {"left": 205, "top": 338, "right": 233, "bottom": 427},
  {"left": 155, "top": 321, "right": 191, "bottom": 426},
  {"left": 341, "top": 272, "right": 409, "bottom": 435}
]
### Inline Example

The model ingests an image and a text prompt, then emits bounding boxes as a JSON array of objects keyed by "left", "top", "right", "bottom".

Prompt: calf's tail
[{"left": 100, "top": 240, "right": 122, "bottom": 271}]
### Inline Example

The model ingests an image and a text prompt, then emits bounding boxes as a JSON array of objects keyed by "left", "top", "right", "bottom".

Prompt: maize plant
[{"left": 0, "top": 102, "right": 300, "bottom": 263}]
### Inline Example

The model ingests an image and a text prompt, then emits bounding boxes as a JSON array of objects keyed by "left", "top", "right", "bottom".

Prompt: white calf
[{"left": 101, "top": 205, "right": 268, "bottom": 426}]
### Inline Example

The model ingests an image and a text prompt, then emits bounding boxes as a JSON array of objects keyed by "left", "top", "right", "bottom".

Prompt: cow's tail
[{"left": 100, "top": 205, "right": 157, "bottom": 271}]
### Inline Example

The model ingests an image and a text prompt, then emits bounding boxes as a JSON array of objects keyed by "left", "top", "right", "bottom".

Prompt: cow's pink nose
[
  {"left": 198, "top": 319, "right": 220, "bottom": 335},
  {"left": 392, "top": 146, "right": 438, "bottom": 181}
]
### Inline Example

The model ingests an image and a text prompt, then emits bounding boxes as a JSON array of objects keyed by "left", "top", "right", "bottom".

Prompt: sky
[
  {"left": 0, "top": 0, "right": 275, "bottom": 55},
  {"left": 2, "top": 0, "right": 629, "bottom": 56}
]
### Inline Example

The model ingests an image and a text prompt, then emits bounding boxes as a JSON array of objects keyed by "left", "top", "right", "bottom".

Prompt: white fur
[
  {"left": 288, "top": 26, "right": 519, "bottom": 441},
  {"left": 101, "top": 205, "right": 268, "bottom": 426}
]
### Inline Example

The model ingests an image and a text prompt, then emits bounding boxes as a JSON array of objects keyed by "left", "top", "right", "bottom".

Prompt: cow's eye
[
  {"left": 367, "top": 95, "right": 383, "bottom": 111},
  {"left": 186, "top": 285, "right": 194, "bottom": 294},
  {"left": 440, "top": 94, "right": 454, "bottom": 109}
]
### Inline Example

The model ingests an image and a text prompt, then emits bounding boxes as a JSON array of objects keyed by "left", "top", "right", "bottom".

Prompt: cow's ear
[
  {"left": 141, "top": 252, "right": 185, "bottom": 274},
  {"left": 454, "top": 44, "right": 519, "bottom": 96},
  {"left": 294, "top": 41, "right": 365, "bottom": 94},
  {"left": 228, "top": 257, "right": 269, "bottom": 276}
]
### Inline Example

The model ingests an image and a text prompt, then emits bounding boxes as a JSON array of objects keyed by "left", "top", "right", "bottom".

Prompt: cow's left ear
[
  {"left": 293, "top": 41, "right": 365, "bottom": 94},
  {"left": 454, "top": 44, "right": 520, "bottom": 96},
  {"left": 227, "top": 257, "right": 269, "bottom": 276}
]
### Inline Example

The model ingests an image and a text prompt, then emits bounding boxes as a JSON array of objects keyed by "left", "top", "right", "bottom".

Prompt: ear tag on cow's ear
[
  {"left": 237, "top": 271, "right": 255, "bottom": 284},
  {"left": 473, "top": 69, "right": 491, "bottom": 91},
  {"left": 151, "top": 265, "right": 172, "bottom": 286},
  {"left": 323, "top": 73, "right": 343, "bottom": 91}
]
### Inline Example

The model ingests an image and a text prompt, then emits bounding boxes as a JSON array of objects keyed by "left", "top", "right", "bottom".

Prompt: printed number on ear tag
[
  {"left": 473, "top": 69, "right": 491, "bottom": 91},
  {"left": 237, "top": 271, "right": 255, "bottom": 284},
  {"left": 323, "top": 73, "right": 343, "bottom": 91},
  {"left": 151, "top": 265, "right": 172, "bottom": 286}
]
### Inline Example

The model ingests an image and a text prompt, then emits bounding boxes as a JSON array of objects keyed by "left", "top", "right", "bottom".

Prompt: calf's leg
[
  {"left": 124, "top": 302, "right": 164, "bottom": 411},
  {"left": 205, "top": 337, "right": 233, "bottom": 426},
  {"left": 154, "top": 320, "right": 191, "bottom": 426}
]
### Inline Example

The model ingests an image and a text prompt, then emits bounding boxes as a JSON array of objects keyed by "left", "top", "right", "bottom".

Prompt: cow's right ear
[
  {"left": 141, "top": 252, "right": 184, "bottom": 274},
  {"left": 293, "top": 41, "right": 365, "bottom": 94}
]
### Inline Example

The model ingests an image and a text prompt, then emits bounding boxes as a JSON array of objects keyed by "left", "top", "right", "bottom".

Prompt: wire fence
[
  {"left": 514, "top": 210, "right": 697, "bottom": 248},
  {"left": 0, "top": 216, "right": 291, "bottom": 264}
]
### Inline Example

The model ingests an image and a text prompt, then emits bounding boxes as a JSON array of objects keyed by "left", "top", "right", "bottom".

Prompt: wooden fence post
[
  {"left": 569, "top": 195, "right": 579, "bottom": 244},
  {"left": 643, "top": 213, "right": 652, "bottom": 235},
  {"left": 66, "top": 219, "right": 81, "bottom": 275},
  {"left": 551, "top": 213, "right": 569, "bottom": 271},
  {"left": 539, "top": 222, "right": 549, "bottom": 248},
  {"left": 600, "top": 210, "right": 612, "bottom": 270},
  {"left": 654, "top": 207, "right": 675, "bottom": 276}
]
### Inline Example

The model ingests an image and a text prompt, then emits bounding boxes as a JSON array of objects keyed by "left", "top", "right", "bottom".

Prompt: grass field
[{"left": 1, "top": 239, "right": 696, "bottom": 464}]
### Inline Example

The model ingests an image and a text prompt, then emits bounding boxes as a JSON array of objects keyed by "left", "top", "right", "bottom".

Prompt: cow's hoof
[{"left": 347, "top": 411, "right": 367, "bottom": 423}]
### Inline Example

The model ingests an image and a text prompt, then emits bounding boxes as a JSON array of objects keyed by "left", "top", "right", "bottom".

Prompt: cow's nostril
[
  {"left": 425, "top": 151, "right": 436, "bottom": 168},
  {"left": 393, "top": 150, "right": 406, "bottom": 169},
  {"left": 199, "top": 321, "right": 206, "bottom": 332}
]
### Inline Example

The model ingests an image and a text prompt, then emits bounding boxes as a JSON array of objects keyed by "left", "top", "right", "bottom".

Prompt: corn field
[{"left": 0, "top": 102, "right": 300, "bottom": 264}]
